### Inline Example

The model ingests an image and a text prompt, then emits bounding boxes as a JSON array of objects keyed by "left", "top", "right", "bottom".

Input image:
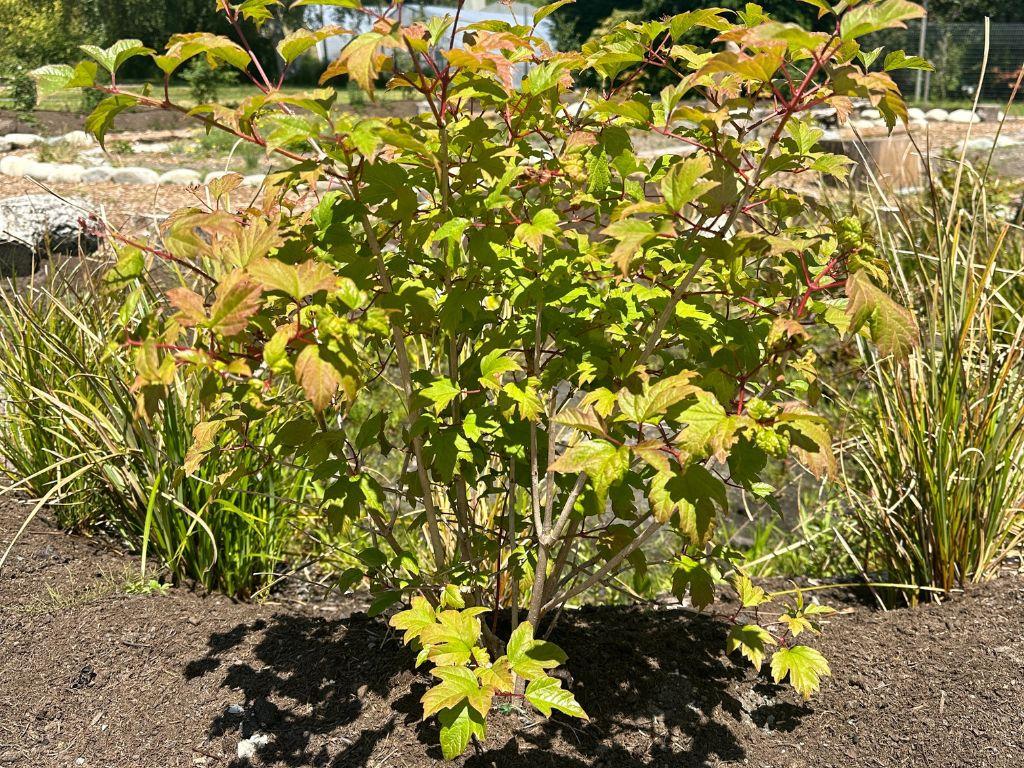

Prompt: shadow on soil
[{"left": 185, "top": 606, "right": 809, "bottom": 767}]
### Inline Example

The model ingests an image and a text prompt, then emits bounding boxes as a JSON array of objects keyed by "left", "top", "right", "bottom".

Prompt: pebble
[{"left": 225, "top": 703, "right": 245, "bottom": 715}]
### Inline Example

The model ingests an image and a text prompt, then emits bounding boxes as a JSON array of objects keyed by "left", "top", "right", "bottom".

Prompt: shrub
[
  {"left": 842, "top": 165, "right": 1024, "bottom": 603},
  {"left": 35, "top": 0, "right": 926, "bottom": 757},
  {"left": 5, "top": 67, "right": 38, "bottom": 112},
  {"left": 180, "top": 57, "right": 237, "bottom": 105},
  {"left": 0, "top": 265, "right": 314, "bottom": 597}
]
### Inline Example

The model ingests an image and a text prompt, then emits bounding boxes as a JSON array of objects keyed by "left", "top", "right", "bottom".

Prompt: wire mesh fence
[{"left": 870, "top": 21, "right": 1024, "bottom": 104}]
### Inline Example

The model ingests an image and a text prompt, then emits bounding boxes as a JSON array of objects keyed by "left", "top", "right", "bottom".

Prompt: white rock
[
  {"left": 859, "top": 108, "right": 881, "bottom": 121},
  {"left": 963, "top": 135, "right": 1020, "bottom": 151},
  {"left": 3, "top": 133, "right": 43, "bottom": 148},
  {"left": 62, "top": 130, "right": 94, "bottom": 147},
  {"left": 0, "top": 155, "right": 32, "bottom": 177},
  {"left": 30, "top": 162, "right": 86, "bottom": 183},
  {"left": 947, "top": 109, "right": 980, "bottom": 124},
  {"left": 0, "top": 194, "right": 98, "bottom": 276},
  {"left": 159, "top": 168, "right": 202, "bottom": 185},
  {"left": 924, "top": 108, "right": 949, "bottom": 122},
  {"left": 850, "top": 118, "right": 877, "bottom": 130},
  {"left": 909, "top": 119, "right": 928, "bottom": 129},
  {"left": 242, "top": 174, "right": 266, "bottom": 187},
  {"left": 236, "top": 740, "right": 256, "bottom": 761},
  {"left": 132, "top": 141, "right": 171, "bottom": 154},
  {"left": 109, "top": 166, "right": 160, "bottom": 184},
  {"left": 225, "top": 703, "right": 245, "bottom": 715},
  {"left": 82, "top": 166, "right": 115, "bottom": 182},
  {"left": 13, "top": 159, "right": 49, "bottom": 179},
  {"left": 907, "top": 107, "right": 926, "bottom": 121},
  {"left": 236, "top": 732, "right": 271, "bottom": 761}
]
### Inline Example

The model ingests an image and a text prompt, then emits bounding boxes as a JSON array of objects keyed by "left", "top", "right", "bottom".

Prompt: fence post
[{"left": 914, "top": 1, "right": 929, "bottom": 102}]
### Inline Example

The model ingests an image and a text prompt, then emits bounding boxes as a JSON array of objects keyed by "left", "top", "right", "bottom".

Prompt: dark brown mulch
[{"left": 1, "top": 498, "right": 1022, "bottom": 768}]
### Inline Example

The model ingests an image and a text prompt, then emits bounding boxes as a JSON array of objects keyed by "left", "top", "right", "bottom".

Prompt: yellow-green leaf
[
  {"left": 294, "top": 344, "right": 341, "bottom": 411},
  {"left": 770, "top": 645, "right": 831, "bottom": 699}
]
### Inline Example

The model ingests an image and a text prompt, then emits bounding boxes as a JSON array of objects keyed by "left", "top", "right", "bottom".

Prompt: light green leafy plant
[{"left": 35, "top": 0, "right": 926, "bottom": 756}]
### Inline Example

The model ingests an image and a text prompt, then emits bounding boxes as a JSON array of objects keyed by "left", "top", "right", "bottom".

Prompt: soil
[{"left": 2, "top": 499, "right": 1023, "bottom": 768}]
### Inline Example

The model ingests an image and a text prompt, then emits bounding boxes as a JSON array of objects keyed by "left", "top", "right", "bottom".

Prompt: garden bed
[{"left": 1, "top": 498, "right": 1021, "bottom": 768}]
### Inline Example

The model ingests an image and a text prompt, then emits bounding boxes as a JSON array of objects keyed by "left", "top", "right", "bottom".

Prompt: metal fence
[{"left": 870, "top": 21, "right": 1024, "bottom": 103}]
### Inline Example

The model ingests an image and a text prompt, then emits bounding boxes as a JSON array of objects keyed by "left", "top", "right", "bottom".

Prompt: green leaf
[
  {"left": 421, "top": 610, "right": 484, "bottom": 667},
  {"left": 727, "top": 624, "right": 776, "bottom": 672},
  {"left": 515, "top": 208, "right": 560, "bottom": 253},
  {"left": 661, "top": 154, "right": 715, "bottom": 211},
  {"left": 441, "top": 584, "right": 466, "bottom": 609},
  {"left": 367, "top": 589, "right": 401, "bottom": 617},
  {"left": 277, "top": 25, "right": 348, "bottom": 64},
  {"left": 840, "top": 0, "right": 926, "bottom": 40},
  {"left": 477, "top": 658, "right": 514, "bottom": 693},
  {"left": 675, "top": 391, "right": 729, "bottom": 457},
  {"left": 671, "top": 554, "right": 715, "bottom": 609},
  {"left": 549, "top": 439, "right": 630, "bottom": 502},
  {"left": 525, "top": 675, "right": 588, "bottom": 719},
  {"left": 506, "top": 622, "right": 567, "bottom": 682},
  {"left": 479, "top": 349, "right": 523, "bottom": 390},
  {"left": 732, "top": 573, "right": 768, "bottom": 608},
  {"left": 618, "top": 371, "right": 699, "bottom": 424},
  {"left": 534, "top": 0, "right": 574, "bottom": 25},
  {"left": 586, "top": 153, "right": 611, "bottom": 196},
  {"left": 422, "top": 378, "right": 461, "bottom": 414},
  {"left": 248, "top": 258, "right": 337, "bottom": 301},
  {"left": 79, "top": 39, "right": 153, "bottom": 75},
  {"left": 770, "top": 645, "right": 831, "bottom": 699},
  {"left": 845, "top": 271, "right": 919, "bottom": 358},
  {"left": 84, "top": 94, "right": 139, "bottom": 148},
  {"left": 390, "top": 595, "right": 436, "bottom": 644},
  {"left": 31, "top": 61, "right": 97, "bottom": 96},
  {"left": 437, "top": 702, "right": 486, "bottom": 760},
  {"left": 603, "top": 218, "right": 655, "bottom": 276},
  {"left": 207, "top": 272, "right": 262, "bottom": 336},
  {"left": 502, "top": 379, "right": 544, "bottom": 422},
  {"left": 883, "top": 50, "right": 934, "bottom": 72},
  {"left": 321, "top": 31, "right": 393, "bottom": 96},
  {"left": 422, "top": 666, "right": 489, "bottom": 718}
]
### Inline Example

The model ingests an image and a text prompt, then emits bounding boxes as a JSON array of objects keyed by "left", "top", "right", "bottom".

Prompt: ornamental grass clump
[
  {"left": 0, "top": 269, "right": 313, "bottom": 597},
  {"left": 843, "top": 162, "right": 1024, "bottom": 603},
  {"left": 35, "top": 0, "right": 925, "bottom": 757}
]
